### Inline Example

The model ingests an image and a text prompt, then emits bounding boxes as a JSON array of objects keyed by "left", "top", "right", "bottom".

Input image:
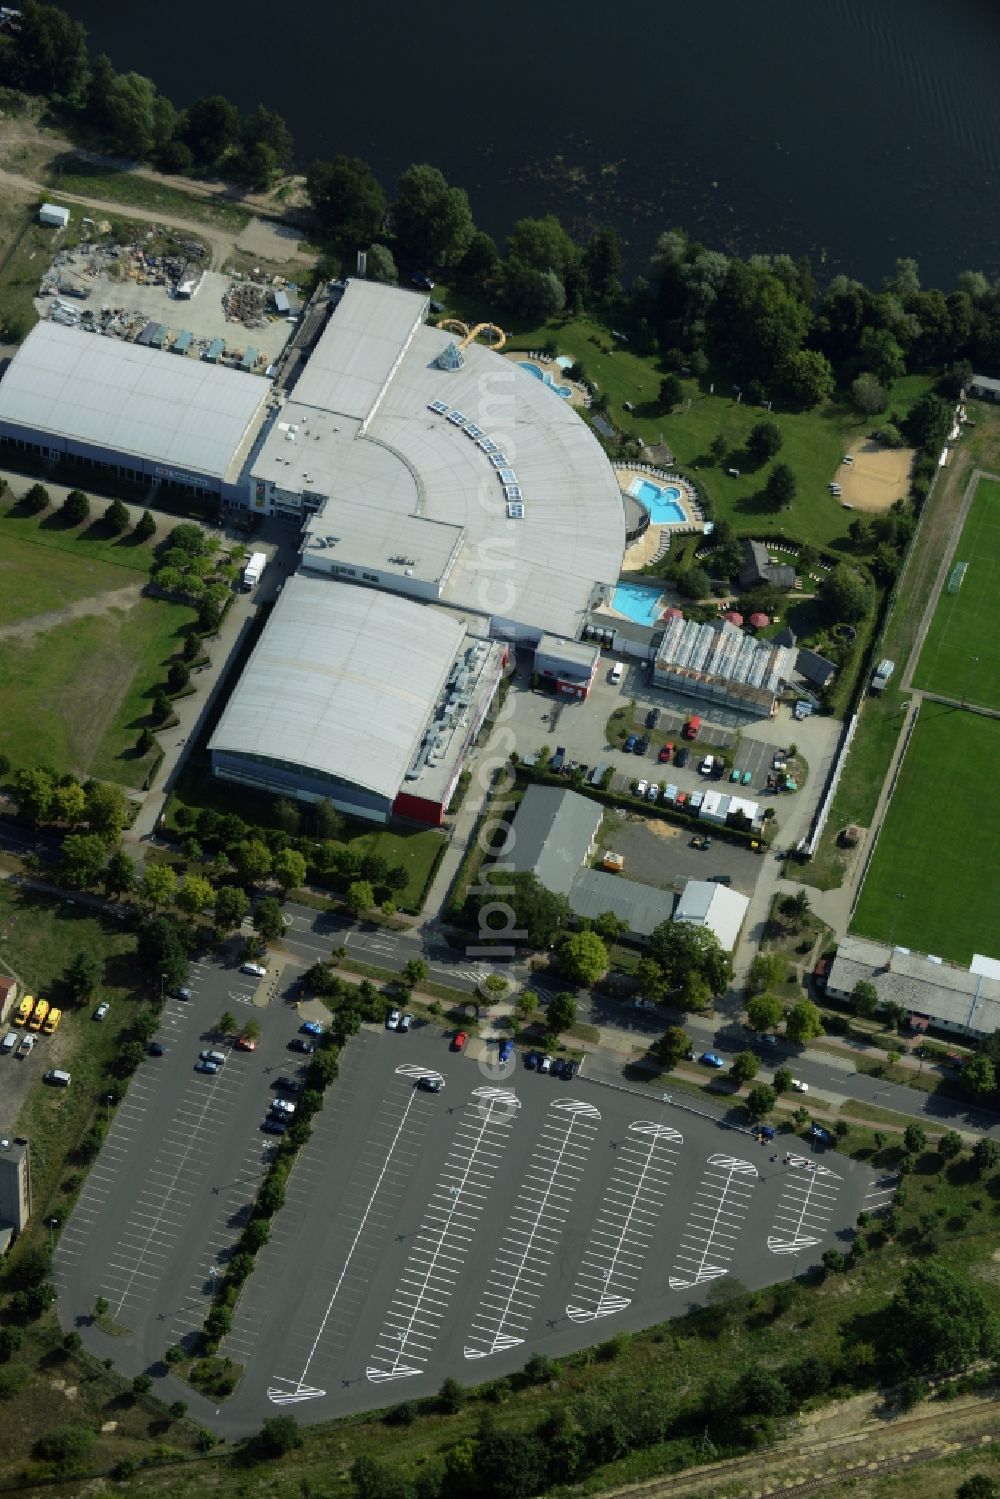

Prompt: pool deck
[{"left": 504, "top": 350, "right": 589, "bottom": 407}]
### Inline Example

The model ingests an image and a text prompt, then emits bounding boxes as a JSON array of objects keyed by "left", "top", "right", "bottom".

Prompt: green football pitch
[
  {"left": 851, "top": 702, "right": 1000, "bottom": 965},
  {"left": 912, "top": 476, "right": 1000, "bottom": 709}
]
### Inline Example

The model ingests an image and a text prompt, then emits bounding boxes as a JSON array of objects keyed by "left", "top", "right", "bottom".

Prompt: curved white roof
[
  {"left": 208, "top": 577, "right": 465, "bottom": 801},
  {"left": 253, "top": 282, "right": 625, "bottom": 640}
]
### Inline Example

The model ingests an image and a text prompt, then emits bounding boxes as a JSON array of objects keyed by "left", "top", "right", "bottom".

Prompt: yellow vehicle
[
  {"left": 14, "top": 994, "right": 33, "bottom": 1027},
  {"left": 43, "top": 1006, "right": 61, "bottom": 1035},
  {"left": 29, "top": 998, "right": 49, "bottom": 1032}
]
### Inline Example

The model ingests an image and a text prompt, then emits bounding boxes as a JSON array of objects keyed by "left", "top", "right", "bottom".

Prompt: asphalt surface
[
  {"left": 200, "top": 1027, "right": 869, "bottom": 1431},
  {"left": 51, "top": 953, "right": 304, "bottom": 1368}
]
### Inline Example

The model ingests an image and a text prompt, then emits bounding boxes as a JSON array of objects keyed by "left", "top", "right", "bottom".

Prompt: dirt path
[{"left": 0, "top": 580, "right": 144, "bottom": 645}]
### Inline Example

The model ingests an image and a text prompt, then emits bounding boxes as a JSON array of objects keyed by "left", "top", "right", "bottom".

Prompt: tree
[
  {"left": 344, "top": 880, "right": 375, "bottom": 915},
  {"left": 746, "top": 1083, "right": 776, "bottom": 1119},
  {"left": 850, "top": 979, "right": 880, "bottom": 1018},
  {"left": 273, "top": 847, "right": 307, "bottom": 893},
  {"left": 547, "top": 992, "right": 577, "bottom": 1035},
  {"left": 132, "top": 1372, "right": 153, "bottom": 1395},
  {"left": 65, "top": 949, "right": 102, "bottom": 1003},
  {"left": 502, "top": 262, "right": 566, "bottom": 319},
  {"left": 903, "top": 390, "right": 952, "bottom": 451},
  {"left": 57, "top": 833, "right": 107, "bottom": 889},
  {"left": 476, "top": 870, "right": 571, "bottom": 950},
  {"left": 403, "top": 958, "right": 429, "bottom": 988},
  {"left": 458, "top": 230, "right": 500, "bottom": 286},
  {"left": 217, "top": 1010, "right": 237, "bottom": 1037},
  {"left": 240, "top": 101, "right": 293, "bottom": 164},
  {"left": 141, "top": 863, "right": 177, "bottom": 910},
  {"left": 366, "top": 242, "right": 399, "bottom": 285},
  {"left": 136, "top": 727, "right": 155, "bottom": 756},
  {"left": 747, "top": 419, "right": 783, "bottom": 465},
  {"left": 253, "top": 895, "right": 285, "bottom": 944},
  {"left": 593, "top": 911, "right": 629, "bottom": 941},
  {"left": 888, "top": 1262, "right": 998, "bottom": 1374},
  {"left": 582, "top": 226, "right": 622, "bottom": 302},
  {"left": 675, "top": 564, "right": 711, "bottom": 599},
  {"left": 60, "top": 488, "right": 89, "bottom": 525},
  {"left": 938, "top": 1130, "right": 963, "bottom": 1161},
  {"left": 394, "top": 162, "right": 475, "bottom": 267},
  {"left": 135, "top": 508, "right": 156, "bottom": 542},
  {"left": 780, "top": 347, "right": 835, "bottom": 407},
  {"left": 903, "top": 1122, "right": 927, "bottom": 1155},
  {"left": 659, "top": 373, "right": 683, "bottom": 408},
  {"left": 212, "top": 884, "right": 248, "bottom": 933},
  {"left": 746, "top": 993, "right": 783, "bottom": 1032},
  {"left": 651, "top": 1026, "right": 690, "bottom": 1069},
  {"left": 962, "top": 1056, "right": 996, "bottom": 1099},
  {"left": 957, "top": 1476, "right": 999, "bottom": 1499},
  {"left": 13, "top": 766, "right": 56, "bottom": 823},
  {"left": 233, "top": 839, "right": 272, "bottom": 885},
  {"left": 181, "top": 94, "right": 240, "bottom": 164},
  {"left": 558, "top": 930, "right": 608, "bottom": 987},
  {"left": 764, "top": 462, "right": 796, "bottom": 511},
  {"left": 710, "top": 433, "right": 730, "bottom": 465},
  {"left": 480, "top": 973, "right": 509, "bottom": 1005},
  {"left": 256, "top": 1414, "right": 303, "bottom": 1457},
  {"left": 53, "top": 779, "right": 85, "bottom": 825},
  {"left": 851, "top": 371, "right": 888, "bottom": 415},
  {"left": 730, "top": 1050, "right": 759, "bottom": 1085},
  {"left": 773, "top": 1064, "right": 793, "bottom": 1094},
  {"left": 307, "top": 155, "right": 387, "bottom": 244},
  {"left": 103, "top": 849, "right": 136, "bottom": 898},
  {"left": 972, "top": 1137, "right": 999, "bottom": 1175},
  {"left": 176, "top": 874, "right": 213, "bottom": 917},
  {"left": 821, "top": 563, "right": 872, "bottom": 623},
  {"left": 785, "top": 999, "right": 824, "bottom": 1044},
  {"left": 648, "top": 920, "right": 732, "bottom": 996},
  {"left": 680, "top": 970, "right": 713, "bottom": 1013},
  {"left": 32, "top": 1423, "right": 95, "bottom": 1470},
  {"left": 21, "top": 481, "right": 49, "bottom": 514},
  {"left": 84, "top": 780, "right": 129, "bottom": 839}
]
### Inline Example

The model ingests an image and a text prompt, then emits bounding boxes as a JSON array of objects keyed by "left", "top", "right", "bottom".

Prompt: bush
[
  {"left": 256, "top": 1414, "right": 303, "bottom": 1457},
  {"left": 33, "top": 1422, "right": 95, "bottom": 1468}
]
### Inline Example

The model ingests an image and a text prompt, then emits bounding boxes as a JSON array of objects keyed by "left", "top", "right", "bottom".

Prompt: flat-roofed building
[
  {"left": 654, "top": 616, "right": 794, "bottom": 718},
  {"left": 533, "top": 635, "right": 601, "bottom": 699},
  {"left": 828, "top": 935, "right": 1000, "bottom": 1039},
  {"left": 0, "top": 1136, "right": 30, "bottom": 1254},
  {"left": 208, "top": 576, "right": 506, "bottom": 826}
]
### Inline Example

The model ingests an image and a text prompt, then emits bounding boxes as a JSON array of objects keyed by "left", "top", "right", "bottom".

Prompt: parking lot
[
  {"left": 209, "top": 1027, "right": 869, "bottom": 1427},
  {"left": 52, "top": 955, "right": 304, "bottom": 1365}
]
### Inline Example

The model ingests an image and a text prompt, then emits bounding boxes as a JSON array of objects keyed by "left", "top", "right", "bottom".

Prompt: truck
[
  {"left": 683, "top": 715, "right": 701, "bottom": 740},
  {"left": 871, "top": 658, "right": 895, "bottom": 694},
  {"left": 242, "top": 551, "right": 267, "bottom": 591}
]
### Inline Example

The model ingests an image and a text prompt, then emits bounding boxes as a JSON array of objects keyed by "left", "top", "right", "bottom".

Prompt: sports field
[
  {"left": 851, "top": 702, "right": 1000, "bottom": 965},
  {"left": 912, "top": 475, "right": 1000, "bottom": 709}
]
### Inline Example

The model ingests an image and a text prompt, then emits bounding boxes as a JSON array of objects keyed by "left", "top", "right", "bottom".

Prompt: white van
[
  {"left": 1, "top": 1032, "right": 16, "bottom": 1054},
  {"left": 609, "top": 661, "right": 624, "bottom": 685},
  {"left": 44, "top": 1069, "right": 71, "bottom": 1087}
]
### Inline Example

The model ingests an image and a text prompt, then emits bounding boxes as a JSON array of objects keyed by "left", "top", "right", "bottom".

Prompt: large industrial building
[
  {"left": 253, "top": 280, "right": 625, "bottom": 642},
  {"left": 209, "top": 577, "right": 506, "bottom": 825},
  {"left": 0, "top": 321, "right": 270, "bottom": 501}
]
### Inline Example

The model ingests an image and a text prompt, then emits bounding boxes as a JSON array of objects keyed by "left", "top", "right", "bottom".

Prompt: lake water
[{"left": 64, "top": 0, "right": 1000, "bottom": 286}]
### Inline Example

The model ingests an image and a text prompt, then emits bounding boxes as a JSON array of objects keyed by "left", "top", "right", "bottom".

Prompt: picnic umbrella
[
  {"left": 662, "top": 606, "right": 684, "bottom": 621},
  {"left": 723, "top": 610, "right": 744, "bottom": 626},
  {"left": 749, "top": 611, "right": 770, "bottom": 628}
]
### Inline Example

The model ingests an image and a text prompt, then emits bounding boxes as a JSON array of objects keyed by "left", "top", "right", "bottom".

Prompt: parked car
[
  {"left": 675, "top": 791, "right": 688, "bottom": 808},
  {"left": 636, "top": 736, "right": 649, "bottom": 755},
  {"left": 525, "top": 1051, "right": 541, "bottom": 1070},
  {"left": 742, "top": 769, "right": 753, "bottom": 785},
  {"left": 2, "top": 1032, "right": 18, "bottom": 1054},
  {"left": 645, "top": 707, "right": 660, "bottom": 729},
  {"left": 241, "top": 962, "right": 267, "bottom": 977},
  {"left": 690, "top": 834, "right": 711, "bottom": 850},
  {"left": 301, "top": 1019, "right": 324, "bottom": 1036},
  {"left": 710, "top": 873, "right": 732, "bottom": 885},
  {"left": 147, "top": 1042, "right": 164, "bottom": 1057},
  {"left": 386, "top": 1009, "right": 401, "bottom": 1029},
  {"left": 683, "top": 716, "right": 701, "bottom": 739},
  {"left": 17, "top": 1034, "right": 35, "bottom": 1057},
  {"left": 810, "top": 1123, "right": 833, "bottom": 1144},
  {"left": 699, "top": 1052, "right": 725, "bottom": 1068},
  {"left": 552, "top": 1057, "right": 566, "bottom": 1078},
  {"left": 236, "top": 1036, "right": 256, "bottom": 1051},
  {"left": 635, "top": 779, "right": 648, "bottom": 797},
  {"left": 262, "top": 1117, "right": 287, "bottom": 1134},
  {"left": 674, "top": 747, "right": 690, "bottom": 768},
  {"left": 398, "top": 1013, "right": 414, "bottom": 1032},
  {"left": 273, "top": 1075, "right": 303, "bottom": 1093},
  {"left": 173, "top": 987, "right": 193, "bottom": 1001},
  {"left": 647, "top": 781, "right": 659, "bottom": 801},
  {"left": 791, "top": 1079, "right": 809, "bottom": 1092},
  {"left": 700, "top": 755, "right": 715, "bottom": 776},
  {"left": 499, "top": 1039, "right": 514, "bottom": 1064},
  {"left": 563, "top": 1059, "right": 579, "bottom": 1080},
  {"left": 195, "top": 1059, "right": 219, "bottom": 1074},
  {"left": 270, "top": 1098, "right": 296, "bottom": 1116},
  {"left": 659, "top": 741, "right": 674, "bottom": 763},
  {"left": 289, "top": 1038, "right": 314, "bottom": 1054},
  {"left": 730, "top": 767, "right": 741, "bottom": 782},
  {"left": 623, "top": 734, "right": 638, "bottom": 753},
  {"left": 663, "top": 783, "right": 678, "bottom": 803},
  {"left": 417, "top": 1075, "right": 443, "bottom": 1092},
  {"left": 689, "top": 790, "right": 704, "bottom": 811},
  {"left": 93, "top": 1001, "right": 110, "bottom": 1021},
  {"left": 550, "top": 746, "right": 566, "bottom": 772},
  {"left": 452, "top": 1031, "right": 468, "bottom": 1051},
  {"left": 539, "top": 1054, "right": 553, "bottom": 1073},
  {"left": 199, "top": 1049, "right": 226, "bottom": 1067},
  {"left": 609, "top": 661, "right": 624, "bottom": 684},
  {"left": 43, "top": 1069, "right": 71, "bottom": 1086}
]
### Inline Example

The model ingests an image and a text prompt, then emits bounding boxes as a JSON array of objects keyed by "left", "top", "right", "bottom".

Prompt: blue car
[
  {"left": 699, "top": 1052, "right": 725, "bottom": 1068},
  {"left": 300, "top": 1020, "right": 324, "bottom": 1036},
  {"left": 810, "top": 1123, "right": 834, "bottom": 1145},
  {"left": 623, "top": 734, "right": 638, "bottom": 753},
  {"left": 499, "top": 1040, "right": 514, "bottom": 1065},
  {"left": 525, "top": 1051, "right": 541, "bottom": 1070}
]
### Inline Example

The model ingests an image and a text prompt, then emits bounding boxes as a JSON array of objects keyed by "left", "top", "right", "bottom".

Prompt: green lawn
[
  {"left": 0, "top": 525, "right": 154, "bottom": 628},
  {"left": 912, "top": 475, "right": 1000, "bottom": 709},
  {"left": 851, "top": 702, "right": 1000, "bottom": 962},
  {"left": 45, "top": 159, "right": 249, "bottom": 231}
]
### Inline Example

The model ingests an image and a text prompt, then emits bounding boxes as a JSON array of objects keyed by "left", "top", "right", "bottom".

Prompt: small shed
[
  {"left": 273, "top": 289, "right": 290, "bottom": 315},
  {"left": 39, "top": 203, "right": 70, "bottom": 229}
]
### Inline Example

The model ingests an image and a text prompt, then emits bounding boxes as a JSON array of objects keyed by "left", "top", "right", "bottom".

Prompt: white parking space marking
[
  {"left": 863, "top": 1172, "right": 899, "bottom": 1215},
  {"left": 365, "top": 1086, "right": 520, "bottom": 1385},
  {"left": 567, "top": 1120, "right": 682, "bottom": 1323},
  {"left": 768, "top": 1158, "right": 843, "bottom": 1255},
  {"left": 465, "top": 1098, "right": 600, "bottom": 1359},
  {"left": 267, "top": 1065, "right": 436, "bottom": 1405},
  {"left": 669, "top": 1152, "right": 758, "bottom": 1290}
]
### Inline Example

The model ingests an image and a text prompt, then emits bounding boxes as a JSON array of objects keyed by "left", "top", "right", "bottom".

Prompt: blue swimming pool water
[
  {"left": 629, "top": 476, "right": 686, "bottom": 525},
  {"left": 612, "top": 583, "right": 665, "bottom": 627},
  {"left": 518, "top": 360, "right": 572, "bottom": 399}
]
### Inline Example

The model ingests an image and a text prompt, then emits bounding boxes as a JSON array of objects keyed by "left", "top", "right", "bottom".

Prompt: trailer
[{"left": 242, "top": 551, "right": 267, "bottom": 591}]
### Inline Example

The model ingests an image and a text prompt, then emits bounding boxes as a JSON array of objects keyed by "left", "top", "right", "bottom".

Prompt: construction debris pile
[{"left": 223, "top": 277, "right": 268, "bottom": 328}]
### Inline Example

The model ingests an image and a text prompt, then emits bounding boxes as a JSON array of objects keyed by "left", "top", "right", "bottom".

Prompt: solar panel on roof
[
  {"left": 447, "top": 410, "right": 467, "bottom": 425},
  {"left": 427, "top": 399, "right": 449, "bottom": 415},
  {"left": 490, "top": 452, "right": 509, "bottom": 468},
  {"left": 463, "top": 423, "right": 482, "bottom": 438},
  {"left": 477, "top": 438, "right": 497, "bottom": 453},
  {"left": 507, "top": 501, "right": 525, "bottom": 519},
  {"left": 497, "top": 468, "right": 517, "bottom": 484},
  {"left": 503, "top": 485, "right": 522, "bottom": 501}
]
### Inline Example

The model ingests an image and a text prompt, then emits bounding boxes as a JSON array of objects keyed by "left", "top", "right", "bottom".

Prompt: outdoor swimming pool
[
  {"left": 612, "top": 582, "right": 665, "bottom": 627},
  {"left": 629, "top": 476, "right": 686, "bottom": 525},
  {"left": 518, "top": 361, "right": 573, "bottom": 399}
]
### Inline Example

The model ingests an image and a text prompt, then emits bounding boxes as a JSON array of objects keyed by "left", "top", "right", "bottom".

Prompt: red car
[
  {"left": 236, "top": 1036, "right": 256, "bottom": 1051},
  {"left": 658, "top": 741, "right": 674, "bottom": 763},
  {"left": 452, "top": 1031, "right": 468, "bottom": 1051}
]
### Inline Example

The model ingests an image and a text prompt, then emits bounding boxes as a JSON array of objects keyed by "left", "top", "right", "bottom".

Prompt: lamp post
[
  {"left": 159, "top": 973, "right": 167, "bottom": 1003},
  {"left": 105, "top": 1093, "right": 114, "bottom": 1123}
]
